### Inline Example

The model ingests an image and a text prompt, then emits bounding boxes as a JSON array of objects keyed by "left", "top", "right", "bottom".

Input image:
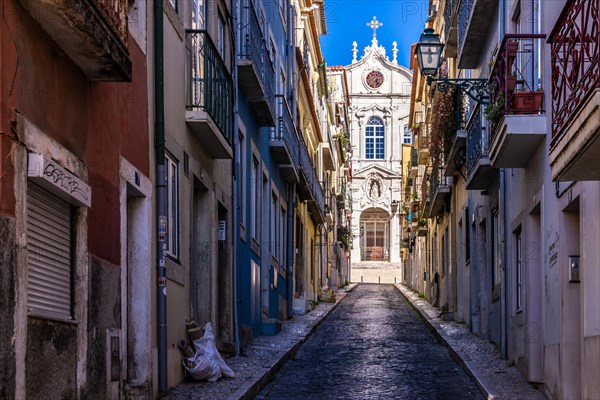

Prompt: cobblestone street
[{"left": 256, "top": 284, "right": 483, "bottom": 400}]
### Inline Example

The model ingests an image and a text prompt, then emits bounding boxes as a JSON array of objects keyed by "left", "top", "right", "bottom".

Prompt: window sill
[
  {"left": 166, "top": 257, "right": 185, "bottom": 286},
  {"left": 28, "top": 312, "right": 78, "bottom": 325}
]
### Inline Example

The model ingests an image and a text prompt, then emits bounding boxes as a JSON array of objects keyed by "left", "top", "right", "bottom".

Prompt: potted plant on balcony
[
  {"left": 484, "top": 93, "right": 505, "bottom": 123},
  {"left": 511, "top": 88, "right": 543, "bottom": 114}
]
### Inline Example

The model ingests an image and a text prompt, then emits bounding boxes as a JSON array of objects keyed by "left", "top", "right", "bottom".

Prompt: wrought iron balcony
[
  {"left": 443, "top": 0, "right": 459, "bottom": 57},
  {"left": 486, "top": 34, "right": 547, "bottom": 168},
  {"left": 427, "top": 164, "right": 451, "bottom": 217},
  {"left": 321, "top": 126, "right": 336, "bottom": 171},
  {"left": 409, "top": 148, "right": 419, "bottom": 178},
  {"left": 417, "top": 124, "right": 430, "bottom": 165},
  {"left": 443, "top": 130, "right": 467, "bottom": 177},
  {"left": 336, "top": 177, "right": 345, "bottom": 196},
  {"left": 323, "top": 182, "right": 335, "bottom": 225},
  {"left": 270, "top": 95, "right": 299, "bottom": 181},
  {"left": 297, "top": 30, "right": 310, "bottom": 78},
  {"left": 465, "top": 106, "right": 495, "bottom": 189},
  {"left": 457, "top": 0, "right": 499, "bottom": 68},
  {"left": 297, "top": 132, "right": 325, "bottom": 224},
  {"left": 238, "top": 0, "right": 276, "bottom": 126},
  {"left": 186, "top": 30, "right": 233, "bottom": 159},
  {"left": 549, "top": 0, "right": 600, "bottom": 181},
  {"left": 18, "top": 0, "right": 131, "bottom": 81}
]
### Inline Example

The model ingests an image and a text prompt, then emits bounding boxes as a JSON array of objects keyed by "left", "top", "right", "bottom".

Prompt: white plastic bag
[{"left": 183, "top": 322, "right": 235, "bottom": 381}]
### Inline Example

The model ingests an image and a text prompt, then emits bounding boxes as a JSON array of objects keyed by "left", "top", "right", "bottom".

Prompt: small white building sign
[{"left": 27, "top": 152, "right": 91, "bottom": 208}]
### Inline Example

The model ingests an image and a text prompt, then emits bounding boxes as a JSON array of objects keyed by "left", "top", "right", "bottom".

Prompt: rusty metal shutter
[{"left": 27, "top": 182, "right": 73, "bottom": 320}]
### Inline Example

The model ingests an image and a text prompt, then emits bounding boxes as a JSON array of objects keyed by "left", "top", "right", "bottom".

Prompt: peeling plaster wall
[
  {"left": 86, "top": 256, "right": 122, "bottom": 400},
  {"left": 25, "top": 319, "right": 78, "bottom": 400},
  {"left": 0, "top": 216, "right": 16, "bottom": 400}
]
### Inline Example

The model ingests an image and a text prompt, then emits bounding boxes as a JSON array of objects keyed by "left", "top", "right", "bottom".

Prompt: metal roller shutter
[{"left": 27, "top": 182, "right": 73, "bottom": 320}]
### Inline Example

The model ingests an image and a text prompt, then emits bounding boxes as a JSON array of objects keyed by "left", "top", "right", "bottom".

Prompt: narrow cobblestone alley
[{"left": 256, "top": 285, "right": 483, "bottom": 399}]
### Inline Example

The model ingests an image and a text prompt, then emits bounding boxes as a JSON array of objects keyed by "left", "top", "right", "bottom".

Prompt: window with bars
[{"left": 365, "top": 117, "right": 384, "bottom": 159}]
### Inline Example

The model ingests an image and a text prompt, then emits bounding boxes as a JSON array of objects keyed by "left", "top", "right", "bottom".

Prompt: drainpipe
[
  {"left": 287, "top": 184, "right": 295, "bottom": 317},
  {"left": 232, "top": 0, "right": 241, "bottom": 356},
  {"left": 153, "top": 0, "right": 167, "bottom": 392},
  {"left": 499, "top": 0, "right": 508, "bottom": 359}
]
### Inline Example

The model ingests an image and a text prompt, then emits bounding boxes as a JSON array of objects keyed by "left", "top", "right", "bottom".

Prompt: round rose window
[{"left": 366, "top": 70, "right": 384, "bottom": 89}]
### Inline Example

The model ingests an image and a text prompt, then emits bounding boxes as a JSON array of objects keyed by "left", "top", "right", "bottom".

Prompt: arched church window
[{"left": 365, "top": 117, "right": 384, "bottom": 159}]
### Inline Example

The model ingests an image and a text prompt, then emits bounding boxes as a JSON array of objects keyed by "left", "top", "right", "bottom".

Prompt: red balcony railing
[
  {"left": 487, "top": 34, "right": 546, "bottom": 144},
  {"left": 91, "top": 0, "right": 128, "bottom": 44},
  {"left": 549, "top": 0, "right": 599, "bottom": 140}
]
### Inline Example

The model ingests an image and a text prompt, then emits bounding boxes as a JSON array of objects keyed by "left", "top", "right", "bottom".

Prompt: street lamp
[
  {"left": 415, "top": 28, "right": 490, "bottom": 105},
  {"left": 415, "top": 28, "right": 445, "bottom": 76},
  {"left": 390, "top": 200, "right": 399, "bottom": 215}
]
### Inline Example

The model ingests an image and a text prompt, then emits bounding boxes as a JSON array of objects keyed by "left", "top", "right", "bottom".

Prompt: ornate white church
[{"left": 347, "top": 17, "right": 413, "bottom": 263}]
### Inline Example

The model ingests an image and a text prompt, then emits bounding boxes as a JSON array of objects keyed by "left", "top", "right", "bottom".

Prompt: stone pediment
[
  {"left": 353, "top": 164, "right": 400, "bottom": 179},
  {"left": 354, "top": 103, "right": 391, "bottom": 118},
  {"left": 345, "top": 47, "right": 412, "bottom": 81}
]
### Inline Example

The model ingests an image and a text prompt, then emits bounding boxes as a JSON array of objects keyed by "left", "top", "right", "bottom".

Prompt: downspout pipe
[
  {"left": 287, "top": 184, "right": 295, "bottom": 317},
  {"left": 499, "top": 0, "right": 508, "bottom": 359},
  {"left": 232, "top": 0, "right": 241, "bottom": 356},
  {"left": 153, "top": 0, "right": 167, "bottom": 392}
]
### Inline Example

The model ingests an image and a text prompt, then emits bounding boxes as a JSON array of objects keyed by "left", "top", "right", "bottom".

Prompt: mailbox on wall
[{"left": 569, "top": 255, "right": 580, "bottom": 282}]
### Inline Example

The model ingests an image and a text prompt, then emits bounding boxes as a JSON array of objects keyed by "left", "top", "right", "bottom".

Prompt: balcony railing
[
  {"left": 549, "top": 0, "right": 599, "bottom": 141},
  {"left": 299, "top": 30, "right": 310, "bottom": 74},
  {"left": 457, "top": 0, "right": 475, "bottom": 61},
  {"left": 239, "top": 0, "right": 276, "bottom": 124},
  {"left": 298, "top": 132, "right": 325, "bottom": 222},
  {"left": 92, "top": 0, "right": 128, "bottom": 44},
  {"left": 443, "top": 0, "right": 459, "bottom": 55},
  {"left": 186, "top": 30, "right": 233, "bottom": 145},
  {"left": 487, "top": 35, "right": 546, "bottom": 143},
  {"left": 427, "top": 163, "right": 451, "bottom": 217},
  {"left": 411, "top": 148, "right": 419, "bottom": 167},
  {"left": 466, "top": 106, "right": 485, "bottom": 177},
  {"left": 457, "top": 0, "right": 498, "bottom": 68},
  {"left": 271, "top": 95, "right": 299, "bottom": 173}
]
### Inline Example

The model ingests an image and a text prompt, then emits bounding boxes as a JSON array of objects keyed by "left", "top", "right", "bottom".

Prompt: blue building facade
[{"left": 235, "top": 0, "right": 299, "bottom": 345}]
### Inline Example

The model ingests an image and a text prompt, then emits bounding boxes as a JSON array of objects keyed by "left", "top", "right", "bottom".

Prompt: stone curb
[
  {"left": 394, "top": 284, "right": 499, "bottom": 400},
  {"left": 226, "top": 284, "right": 356, "bottom": 400}
]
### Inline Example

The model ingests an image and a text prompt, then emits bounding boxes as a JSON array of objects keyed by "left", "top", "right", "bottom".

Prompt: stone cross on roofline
[
  {"left": 367, "top": 16, "right": 383, "bottom": 46},
  {"left": 366, "top": 16, "right": 383, "bottom": 38}
]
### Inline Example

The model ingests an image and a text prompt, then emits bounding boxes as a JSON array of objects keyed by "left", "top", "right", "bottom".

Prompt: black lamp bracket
[{"left": 426, "top": 77, "right": 490, "bottom": 105}]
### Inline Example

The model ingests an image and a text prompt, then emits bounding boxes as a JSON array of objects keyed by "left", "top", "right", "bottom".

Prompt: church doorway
[{"left": 360, "top": 208, "right": 390, "bottom": 261}]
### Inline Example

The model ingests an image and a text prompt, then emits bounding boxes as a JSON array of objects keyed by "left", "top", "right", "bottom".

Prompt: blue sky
[{"left": 319, "top": 0, "right": 430, "bottom": 68}]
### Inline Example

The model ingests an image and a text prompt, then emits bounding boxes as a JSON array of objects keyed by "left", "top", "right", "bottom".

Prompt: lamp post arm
[{"left": 426, "top": 77, "right": 490, "bottom": 105}]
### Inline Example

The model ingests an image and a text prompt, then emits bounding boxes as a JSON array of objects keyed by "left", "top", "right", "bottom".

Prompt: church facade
[{"left": 346, "top": 19, "right": 413, "bottom": 263}]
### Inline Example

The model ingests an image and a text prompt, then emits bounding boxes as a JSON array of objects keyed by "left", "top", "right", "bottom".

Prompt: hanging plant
[{"left": 429, "top": 86, "right": 457, "bottom": 167}]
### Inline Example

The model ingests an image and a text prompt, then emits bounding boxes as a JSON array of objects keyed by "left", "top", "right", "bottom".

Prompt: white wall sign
[{"left": 27, "top": 152, "right": 91, "bottom": 208}]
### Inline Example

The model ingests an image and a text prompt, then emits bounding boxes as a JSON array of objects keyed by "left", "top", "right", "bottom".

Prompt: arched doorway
[{"left": 360, "top": 208, "right": 390, "bottom": 261}]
